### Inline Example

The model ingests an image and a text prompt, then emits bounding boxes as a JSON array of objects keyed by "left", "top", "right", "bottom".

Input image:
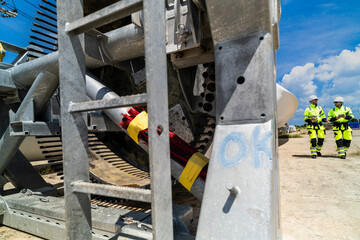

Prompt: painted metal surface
[{"left": 197, "top": 122, "right": 278, "bottom": 239}]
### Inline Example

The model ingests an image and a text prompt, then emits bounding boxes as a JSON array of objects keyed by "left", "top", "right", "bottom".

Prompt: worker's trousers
[
  {"left": 333, "top": 126, "right": 352, "bottom": 157},
  {"left": 308, "top": 126, "right": 325, "bottom": 157}
]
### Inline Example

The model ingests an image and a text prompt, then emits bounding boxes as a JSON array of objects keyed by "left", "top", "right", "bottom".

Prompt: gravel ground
[{"left": 279, "top": 129, "right": 360, "bottom": 240}]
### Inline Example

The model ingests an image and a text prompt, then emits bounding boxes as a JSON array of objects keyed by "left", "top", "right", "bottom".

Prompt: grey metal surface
[
  {"left": 204, "top": 0, "right": 278, "bottom": 46},
  {"left": 101, "top": 23, "right": 145, "bottom": 62},
  {"left": 0, "top": 40, "right": 27, "bottom": 55},
  {"left": 143, "top": 0, "right": 174, "bottom": 239},
  {"left": 69, "top": 93, "right": 147, "bottom": 113},
  {"left": 4, "top": 151, "right": 50, "bottom": 191},
  {"left": 196, "top": 27, "right": 279, "bottom": 240},
  {"left": 66, "top": 0, "right": 143, "bottom": 34},
  {"left": 88, "top": 112, "right": 122, "bottom": 132},
  {"left": 0, "top": 71, "right": 57, "bottom": 175},
  {"left": 169, "top": 104, "right": 194, "bottom": 143},
  {"left": 10, "top": 52, "right": 59, "bottom": 88},
  {"left": 0, "top": 191, "right": 193, "bottom": 239},
  {"left": 72, "top": 181, "right": 152, "bottom": 203},
  {"left": 57, "top": 1, "right": 92, "bottom": 239},
  {"left": 0, "top": 193, "right": 155, "bottom": 239},
  {"left": 215, "top": 31, "right": 276, "bottom": 124},
  {"left": 9, "top": 121, "right": 60, "bottom": 136},
  {"left": 165, "top": 0, "right": 201, "bottom": 53},
  {"left": 196, "top": 121, "right": 278, "bottom": 239},
  {"left": 0, "top": 69, "right": 16, "bottom": 93}
]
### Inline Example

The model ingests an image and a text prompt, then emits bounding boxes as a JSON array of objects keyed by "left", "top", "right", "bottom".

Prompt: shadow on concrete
[
  {"left": 292, "top": 154, "right": 338, "bottom": 159},
  {"left": 278, "top": 138, "right": 289, "bottom": 147}
]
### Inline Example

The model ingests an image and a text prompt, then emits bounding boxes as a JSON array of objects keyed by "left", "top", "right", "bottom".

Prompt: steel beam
[
  {"left": 196, "top": 31, "right": 279, "bottom": 239},
  {"left": 0, "top": 71, "right": 57, "bottom": 175}
]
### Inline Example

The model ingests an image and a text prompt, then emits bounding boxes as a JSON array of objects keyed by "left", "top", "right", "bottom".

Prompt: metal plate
[{"left": 215, "top": 31, "right": 276, "bottom": 124}]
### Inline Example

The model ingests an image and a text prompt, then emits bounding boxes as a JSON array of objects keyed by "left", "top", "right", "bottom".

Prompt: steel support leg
[{"left": 196, "top": 31, "right": 279, "bottom": 239}]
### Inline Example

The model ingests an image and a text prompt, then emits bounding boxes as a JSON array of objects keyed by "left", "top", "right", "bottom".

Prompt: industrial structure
[{"left": 0, "top": 0, "right": 297, "bottom": 239}]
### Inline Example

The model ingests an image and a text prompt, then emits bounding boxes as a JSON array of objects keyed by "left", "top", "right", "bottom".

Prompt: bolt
[{"left": 226, "top": 183, "right": 241, "bottom": 197}]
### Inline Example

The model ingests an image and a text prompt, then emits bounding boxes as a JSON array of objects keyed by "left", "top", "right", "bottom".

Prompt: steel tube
[
  {"left": 10, "top": 52, "right": 59, "bottom": 88},
  {"left": 10, "top": 23, "right": 144, "bottom": 88},
  {"left": 101, "top": 23, "right": 145, "bottom": 62},
  {"left": 0, "top": 71, "right": 58, "bottom": 175}
]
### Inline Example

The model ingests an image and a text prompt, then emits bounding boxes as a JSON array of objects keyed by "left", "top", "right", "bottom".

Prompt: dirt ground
[
  {"left": 1, "top": 130, "right": 360, "bottom": 239},
  {"left": 279, "top": 129, "right": 360, "bottom": 240}
]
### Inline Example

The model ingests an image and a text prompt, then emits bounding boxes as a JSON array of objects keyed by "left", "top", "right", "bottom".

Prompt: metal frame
[
  {"left": 196, "top": 0, "right": 280, "bottom": 239},
  {"left": 58, "top": 0, "right": 173, "bottom": 239}
]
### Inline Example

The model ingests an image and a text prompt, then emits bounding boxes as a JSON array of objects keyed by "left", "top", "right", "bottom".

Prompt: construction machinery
[{"left": 0, "top": 0, "right": 297, "bottom": 239}]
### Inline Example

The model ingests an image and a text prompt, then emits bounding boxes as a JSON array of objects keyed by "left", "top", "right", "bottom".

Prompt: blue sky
[
  {"left": 0, "top": 0, "right": 54, "bottom": 61},
  {"left": 1, "top": 0, "right": 360, "bottom": 125},
  {"left": 277, "top": 0, "right": 360, "bottom": 125}
]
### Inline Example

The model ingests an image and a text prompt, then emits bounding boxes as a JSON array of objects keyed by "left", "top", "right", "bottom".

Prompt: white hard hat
[
  {"left": 308, "top": 95, "right": 318, "bottom": 101},
  {"left": 333, "top": 96, "right": 344, "bottom": 102}
]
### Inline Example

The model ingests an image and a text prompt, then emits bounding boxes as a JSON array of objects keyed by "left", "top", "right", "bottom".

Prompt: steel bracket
[
  {"left": 215, "top": 31, "right": 276, "bottom": 124},
  {"left": 9, "top": 121, "right": 60, "bottom": 136}
]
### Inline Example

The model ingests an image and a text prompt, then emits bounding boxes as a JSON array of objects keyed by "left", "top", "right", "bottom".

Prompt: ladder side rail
[
  {"left": 143, "top": 0, "right": 174, "bottom": 239},
  {"left": 57, "top": 1, "right": 92, "bottom": 239}
]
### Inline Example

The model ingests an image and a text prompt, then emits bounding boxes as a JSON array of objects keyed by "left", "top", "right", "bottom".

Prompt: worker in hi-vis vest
[
  {"left": 327, "top": 96, "right": 354, "bottom": 159},
  {"left": 303, "top": 95, "right": 327, "bottom": 158}
]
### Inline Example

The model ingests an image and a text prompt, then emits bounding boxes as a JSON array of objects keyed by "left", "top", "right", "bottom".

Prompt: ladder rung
[
  {"left": 68, "top": 93, "right": 147, "bottom": 113},
  {"left": 65, "top": 0, "right": 143, "bottom": 34},
  {"left": 72, "top": 181, "right": 151, "bottom": 203}
]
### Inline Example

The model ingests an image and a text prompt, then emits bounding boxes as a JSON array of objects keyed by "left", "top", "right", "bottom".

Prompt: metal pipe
[
  {"left": 0, "top": 71, "right": 58, "bottom": 175},
  {"left": 101, "top": 23, "right": 145, "bottom": 62},
  {"left": 10, "top": 51, "right": 59, "bottom": 88},
  {"left": 10, "top": 23, "right": 144, "bottom": 88}
]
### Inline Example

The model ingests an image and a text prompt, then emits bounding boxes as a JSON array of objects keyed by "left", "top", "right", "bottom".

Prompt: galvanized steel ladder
[{"left": 57, "top": 1, "right": 173, "bottom": 239}]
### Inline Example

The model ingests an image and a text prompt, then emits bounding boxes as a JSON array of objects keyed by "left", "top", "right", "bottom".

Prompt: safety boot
[
  {"left": 317, "top": 152, "right": 322, "bottom": 157},
  {"left": 340, "top": 155, "right": 346, "bottom": 159},
  {"left": 311, "top": 155, "right": 316, "bottom": 159}
]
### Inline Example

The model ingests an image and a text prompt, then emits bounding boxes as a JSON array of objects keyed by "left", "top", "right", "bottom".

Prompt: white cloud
[
  {"left": 279, "top": 44, "right": 360, "bottom": 124},
  {"left": 281, "top": 63, "right": 318, "bottom": 98}
]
